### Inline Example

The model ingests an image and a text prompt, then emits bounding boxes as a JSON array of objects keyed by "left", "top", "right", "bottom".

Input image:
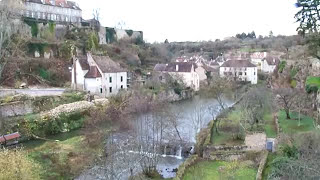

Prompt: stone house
[
  {"left": 261, "top": 56, "right": 280, "bottom": 74},
  {"left": 24, "top": 0, "right": 82, "bottom": 23},
  {"left": 71, "top": 53, "right": 127, "bottom": 97},
  {"left": 220, "top": 60, "right": 258, "bottom": 84},
  {"left": 154, "top": 62, "right": 200, "bottom": 91},
  {"left": 250, "top": 52, "right": 268, "bottom": 70}
]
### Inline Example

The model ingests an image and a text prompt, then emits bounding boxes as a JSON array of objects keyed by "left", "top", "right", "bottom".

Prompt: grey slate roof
[
  {"left": 221, "top": 60, "right": 256, "bottom": 68},
  {"left": 93, "top": 55, "right": 126, "bottom": 73},
  {"left": 78, "top": 56, "right": 89, "bottom": 70},
  {"left": 263, "top": 56, "right": 280, "bottom": 66},
  {"left": 154, "top": 62, "right": 194, "bottom": 73}
]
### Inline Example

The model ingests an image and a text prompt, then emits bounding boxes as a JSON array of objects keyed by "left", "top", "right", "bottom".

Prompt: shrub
[
  {"left": 278, "top": 61, "right": 286, "bottom": 73},
  {"left": 281, "top": 144, "right": 298, "bottom": 159},
  {"left": 21, "top": 111, "right": 87, "bottom": 137}
]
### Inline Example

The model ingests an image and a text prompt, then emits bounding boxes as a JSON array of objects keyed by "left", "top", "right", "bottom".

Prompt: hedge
[{"left": 21, "top": 110, "right": 88, "bottom": 138}]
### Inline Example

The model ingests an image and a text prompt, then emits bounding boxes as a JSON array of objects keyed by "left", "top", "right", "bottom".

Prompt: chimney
[{"left": 176, "top": 64, "right": 179, "bottom": 72}]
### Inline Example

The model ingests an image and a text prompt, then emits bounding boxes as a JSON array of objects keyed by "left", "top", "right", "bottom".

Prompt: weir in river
[{"left": 77, "top": 95, "right": 235, "bottom": 180}]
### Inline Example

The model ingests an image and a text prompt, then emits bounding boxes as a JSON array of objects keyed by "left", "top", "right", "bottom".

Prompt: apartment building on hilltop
[{"left": 24, "top": 0, "right": 82, "bottom": 23}]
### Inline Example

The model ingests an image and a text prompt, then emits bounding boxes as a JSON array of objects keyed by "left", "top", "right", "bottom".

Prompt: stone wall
[
  {"left": 203, "top": 145, "right": 248, "bottom": 161},
  {"left": 0, "top": 101, "right": 33, "bottom": 118}
]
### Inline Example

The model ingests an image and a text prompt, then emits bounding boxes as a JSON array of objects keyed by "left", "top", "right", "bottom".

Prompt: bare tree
[
  {"left": 190, "top": 102, "right": 206, "bottom": 137},
  {"left": 274, "top": 88, "right": 297, "bottom": 119},
  {"left": 240, "top": 87, "right": 272, "bottom": 130},
  {"left": 207, "top": 77, "right": 234, "bottom": 110},
  {"left": 92, "top": 8, "right": 100, "bottom": 21},
  {"left": 0, "top": 0, "right": 24, "bottom": 80}
]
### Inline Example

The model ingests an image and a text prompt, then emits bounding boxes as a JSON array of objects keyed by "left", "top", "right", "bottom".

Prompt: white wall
[
  {"left": 71, "top": 60, "right": 87, "bottom": 89},
  {"left": 195, "top": 66, "right": 207, "bottom": 82},
  {"left": 220, "top": 67, "right": 257, "bottom": 84},
  {"left": 168, "top": 71, "right": 200, "bottom": 91},
  {"left": 102, "top": 72, "right": 127, "bottom": 97},
  {"left": 261, "top": 61, "right": 276, "bottom": 73},
  {"left": 25, "top": 2, "right": 82, "bottom": 23},
  {"left": 84, "top": 78, "right": 102, "bottom": 94}
]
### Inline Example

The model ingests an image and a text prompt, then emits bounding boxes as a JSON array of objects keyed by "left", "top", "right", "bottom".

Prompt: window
[
  {"left": 254, "top": 72, "right": 256, "bottom": 75},
  {"left": 121, "top": 85, "right": 123, "bottom": 89},
  {"left": 109, "top": 87, "right": 112, "bottom": 93},
  {"left": 159, "top": 76, "right": 163, "bottom": 81},
  {"left": 239, "top": 72, "right": 243, "bottom": 75},
  {"left": 109, "top": 77, "right": 112, "bottom": 83},
  {"left": 121, "top": 76, "right": 123, "bottom": 82},
  {"left": 100, "top": 88, "right": 103, "bottom": 94},
  {"left": 245, "top": 72, "right": 247, "bottom": 75}
]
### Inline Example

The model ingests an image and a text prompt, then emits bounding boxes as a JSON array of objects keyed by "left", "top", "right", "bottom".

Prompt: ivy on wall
[
  {"left": 125, "top": 30, "right": 133, "bottom": 37},
  {"left": 106, "top": 27, "right": 116, "bottom": 44},
  {"left": 48, "top": 21, "right": 56, "bottom": 34},
  {"left": 28, "top": 42, "right": 49, "bottom": 56},
  {"left": 24, "top": 18, "right": 39, "bottom": 37}
]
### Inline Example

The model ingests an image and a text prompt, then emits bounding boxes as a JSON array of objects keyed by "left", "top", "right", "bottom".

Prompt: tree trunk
[{"left": 285, "top": 109, "right": 291, "bottom": 119}]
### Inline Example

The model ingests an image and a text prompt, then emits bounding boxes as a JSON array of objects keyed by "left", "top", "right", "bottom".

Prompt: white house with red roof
[
  {"left": 72, "top": 53, "right": 127, "bottom": 97},
  {"left": 220, "top": 60, "right": 258, "bottom": 84}
]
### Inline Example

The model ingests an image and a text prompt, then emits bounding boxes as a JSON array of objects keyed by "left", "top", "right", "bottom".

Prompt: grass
[
  {"left": 212, "top": 132, "right": 244, "bottom": 146},
  {"left": 278, "top": 110, "right": 315, "bottom": 134},
  {"left": 261, "top": 153, "right": 279, "bottom": 180},
  {"left": 183, "top": 160, "right": 257, "bottom": 180},
  {"left": 23, "top": 130, "right": 104, "bottom": 179},
  {"left": 306, "top": 76, "right": 320, "bottom": 88},
  {"left": 264, "top": 112, "right": 277, "bottom": 138}
]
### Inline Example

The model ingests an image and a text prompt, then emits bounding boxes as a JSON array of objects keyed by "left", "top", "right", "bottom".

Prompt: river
[{"left": 77, "top": 95, "right": 234, "bottom": 180}]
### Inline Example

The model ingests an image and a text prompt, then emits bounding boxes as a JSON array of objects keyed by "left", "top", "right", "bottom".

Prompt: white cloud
[{"left": 74, "top": 0, "right": 298, "bottom": 43}]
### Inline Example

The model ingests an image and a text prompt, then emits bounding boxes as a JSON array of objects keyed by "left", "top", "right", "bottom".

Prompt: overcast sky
[{"left": 74, "top": 0, "right": 298, "bottom": 43}]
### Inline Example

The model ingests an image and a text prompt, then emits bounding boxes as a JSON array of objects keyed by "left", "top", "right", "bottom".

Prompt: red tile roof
[{"left": 26, "top": 0, "right": 81, "bottom": 10}]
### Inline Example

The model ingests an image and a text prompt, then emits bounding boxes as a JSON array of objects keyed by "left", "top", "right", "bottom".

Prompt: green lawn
[
  {"left": 212, "top": 132, "right": 244, "bottom": 146},
  {"left": 278, "top": 111, "right": 315, "bottom": 134},
  {"left": 264, "top": 113, "right": 277, "bottom": 138},
  {"left": 23, "top": 130, "right": 104, "bottom": 179},
  {"left": 183, "top": 161, "right": 257, "bottom": 180}
]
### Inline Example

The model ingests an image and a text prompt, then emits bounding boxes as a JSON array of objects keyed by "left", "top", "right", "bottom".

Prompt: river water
[{"left": 77, "top": 95, "right": 234, "bottom": 180}]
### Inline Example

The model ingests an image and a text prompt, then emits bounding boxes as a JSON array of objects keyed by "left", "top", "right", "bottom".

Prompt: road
[{"left": 0, "top": 88, "right": 66, "bottom": 97}]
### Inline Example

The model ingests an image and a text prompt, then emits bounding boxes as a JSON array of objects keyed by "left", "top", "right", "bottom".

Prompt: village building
[
  {"left": 220, "top": 60, "right": 258, "bottom": 84},
  {"left": 250, "top": 52, "right": 268, "bottom": 69},
  {"left": 71, "top": 53, "right": 127, "bottom": 97},
  {"left": 154, "top": 62, "right": 200, "bottom": 91},
  {"left": 261, "top": 56, "right": 280, "bottom": 74},
  {"left": 24, "top": 0, "right": 82, "bottom": 23}
]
